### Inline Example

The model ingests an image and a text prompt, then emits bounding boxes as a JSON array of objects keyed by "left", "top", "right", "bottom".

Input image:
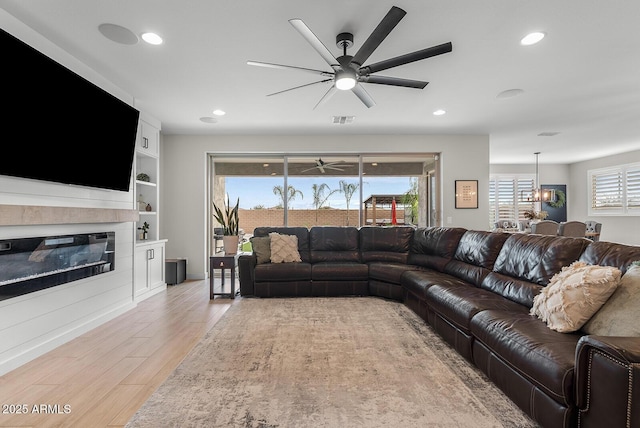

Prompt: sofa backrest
[
  {"left": 408, "top": 227, "right": 467, "bottom": 272},
  {"left": 253, "top": 227, "right": 311, "bottom": 263},
  {"left": 359, "top": 226, "right": 414, "bottom": 264},
  {"left": 481, "top": 234, "right": 591, "bottom": 307},
  {"left": 444, "top": 230, "right": 510, "bottom": 286},
  {"left": 310, "top": 226, "right": 360, "bottom": 263},
  {"left": 579, "top": 241, "right": 640, "bottom": 273}
]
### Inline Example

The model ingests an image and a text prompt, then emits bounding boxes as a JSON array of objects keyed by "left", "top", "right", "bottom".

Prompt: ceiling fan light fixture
[
  {"left": 141, "top": 32, "right": 163, "bottom": 45},
  {"left": 520, "top": 32, "right": 545, "bottom": 46},
  {"left": 335, "top": 69, "right": 356, "bottom": 90}
]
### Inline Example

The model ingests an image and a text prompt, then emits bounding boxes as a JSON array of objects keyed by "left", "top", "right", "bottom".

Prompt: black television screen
[{"left": 0, "top": 28, "right": 140, "bottom": 192}]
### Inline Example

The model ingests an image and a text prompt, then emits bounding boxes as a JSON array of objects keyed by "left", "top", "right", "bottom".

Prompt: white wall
[
  {"left": 161, "top": 134, "right": 490, "bottom": 279},
  {"left": 0, "top": 11, "right": 137, "bottom": 374},
  {"left": 569, "top": 149, "right": 640, "bottom": 245}
]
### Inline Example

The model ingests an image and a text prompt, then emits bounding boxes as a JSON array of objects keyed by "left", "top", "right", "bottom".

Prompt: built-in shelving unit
[{"left": 133, "top": 115, "right": 166, "bottom": 300}]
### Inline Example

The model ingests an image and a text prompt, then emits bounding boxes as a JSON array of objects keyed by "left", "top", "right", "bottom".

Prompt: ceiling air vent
[{"left": 332, "top": 116, "right": 355, "bottom": 125}]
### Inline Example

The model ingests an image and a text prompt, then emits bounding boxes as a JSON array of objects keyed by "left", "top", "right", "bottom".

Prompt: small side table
[{"left": 209, "top": 254, "right": 236, "bottom": 299}]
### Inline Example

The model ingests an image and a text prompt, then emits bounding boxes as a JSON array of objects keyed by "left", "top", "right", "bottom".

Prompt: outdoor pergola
[{"left": 363, "top": 194, "right": 406, "bottom": 226}]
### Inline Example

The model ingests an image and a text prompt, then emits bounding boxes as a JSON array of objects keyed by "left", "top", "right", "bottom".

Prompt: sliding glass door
[{"left": 208, "top": 153, "right": 439, "bottom": 255}]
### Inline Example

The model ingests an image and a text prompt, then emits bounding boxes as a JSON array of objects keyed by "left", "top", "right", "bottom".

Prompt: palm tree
[
  {"left": 311, "top": 183, "right": 338, "bottom": 222},
  {"left": 339, "top": 180, "right": 359, "bottom": 225},
  {"left": 401, "top": 178, "right": 419, "bottom": 225},
  {"left": 272, "top": 185, "right": 303, "bottom": 208}
]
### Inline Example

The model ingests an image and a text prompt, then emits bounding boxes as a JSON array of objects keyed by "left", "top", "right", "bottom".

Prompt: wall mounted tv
[{"left": 0, "top": 28, "right": 140, "bottom": 192}]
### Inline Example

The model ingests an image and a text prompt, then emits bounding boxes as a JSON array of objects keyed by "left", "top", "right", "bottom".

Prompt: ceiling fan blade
[
  {"left": 362, "top": 42, "right": 452, "bottom": 74},
  {"left": 313, "top": 85, "right": 338, "bottom": 110},
  {"left": 266, "top": 79, "right": 332, "bottom": 97},
  {"left": 247, "top": 61, "right": 333, "bottom": 77},
  {"left": 351, "top": 6, "right": 406, "bottom": 67},
  {"left": 289, "top": 19, "right": 340, "bottom": 69},
  {"left": 360, "top": 75, "right": 428, "bottom": 89},
  {"left": 351, "top": 84, "right": 376, "bottom": 108}
]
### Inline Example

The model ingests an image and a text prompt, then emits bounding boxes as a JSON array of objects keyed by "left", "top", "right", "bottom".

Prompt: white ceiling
[{"left": 3, "top": 0, "right": 639, "bottom": 164}]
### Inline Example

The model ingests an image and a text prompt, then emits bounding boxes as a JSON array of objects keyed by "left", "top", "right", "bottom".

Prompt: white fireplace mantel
[{"left": 0, "top": 204, "right": 139, "bottom": 226}]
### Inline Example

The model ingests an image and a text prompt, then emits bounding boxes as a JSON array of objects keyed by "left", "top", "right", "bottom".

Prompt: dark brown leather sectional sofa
[{"left": 237, "top": 226, "right": 640, "bottom": 428}]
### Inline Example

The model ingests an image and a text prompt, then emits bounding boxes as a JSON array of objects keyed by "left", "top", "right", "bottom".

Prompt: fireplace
[{"left": 0, "top": 232, "right": 115, "bottom": 301}]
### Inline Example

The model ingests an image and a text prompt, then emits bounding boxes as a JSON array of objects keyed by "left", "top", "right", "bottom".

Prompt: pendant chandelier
[{"left": 528, "top": 152, "right": 556, "bottom": 203}]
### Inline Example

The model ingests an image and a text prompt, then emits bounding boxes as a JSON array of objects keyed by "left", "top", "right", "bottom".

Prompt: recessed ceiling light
[
  {"left": 98, "top": 23, "right": 138, "bottom": 45},
  {"left": 497, "top": 89, "right": 524, "bottom": 99},
  {"left": 521, "top": 32, "right": 545, "bottom": 46},
  {"left": 141, "top": 32, "right": 163, "bottom": 45},
  {"left": 433, "top": 109, "right": 446, "bottom": 116},
  {"left": 213, "top": 109, "right": 226, "bottom": 116},
  {"left": 200, "top": 117, "right": 217, "bottom": 124}
]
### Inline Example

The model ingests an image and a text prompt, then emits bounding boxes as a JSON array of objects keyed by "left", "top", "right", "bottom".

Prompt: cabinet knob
[{"left": 219, "top": 261, "right": 224, "bottom": 267}]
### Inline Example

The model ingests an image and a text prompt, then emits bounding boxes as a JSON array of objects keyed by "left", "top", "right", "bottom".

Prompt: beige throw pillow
[
  {"left": 530, "top": 261, "right": 621, "bottom": 333},
  {"left": 269, "top": 233, "right": 302, "bottom": 263},
  {"left": 582, "top": 264, "right": 640, "bottom": 336}
]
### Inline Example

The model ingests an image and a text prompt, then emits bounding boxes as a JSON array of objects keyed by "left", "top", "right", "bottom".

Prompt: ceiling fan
[
  {"left": 247, "top": 6, "right": 452, "bottom": 109},
  {"left": 301, "top": 158, "right": 353, "bottom": 173}
]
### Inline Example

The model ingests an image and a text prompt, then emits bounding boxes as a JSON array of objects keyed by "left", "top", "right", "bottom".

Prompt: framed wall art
[{"left": 455, "top": 180, "right": 478, "bottom": 209}]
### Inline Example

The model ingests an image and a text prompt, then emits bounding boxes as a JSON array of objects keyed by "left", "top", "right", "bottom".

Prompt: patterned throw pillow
[
  {"left": 582, "top": 264, "right": 640, "bottom": 336},
  {"left": 250, "top": 236, "right": 271, "bottom": 264},
  {"left": 269, "top": 233, "right": 302, "bottom": 263},
  {"left": 530, "top": 261, "right": 621, "bottom": 333}
]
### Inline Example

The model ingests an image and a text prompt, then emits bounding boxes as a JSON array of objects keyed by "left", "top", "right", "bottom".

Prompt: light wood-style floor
[{"left": 0, "top": 279, "right": 235, "bottom": 428}]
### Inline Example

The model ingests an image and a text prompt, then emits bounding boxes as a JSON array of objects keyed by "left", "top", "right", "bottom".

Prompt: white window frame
[{"left": 588, "top": 162, "right": 640, "bottom": 216}]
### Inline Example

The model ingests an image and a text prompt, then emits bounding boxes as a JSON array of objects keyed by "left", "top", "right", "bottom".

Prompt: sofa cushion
[
  {"left": 360, "top": 226, "right": 414, "bottom": 264},
  {"left": 481, "top": 234, "right": 591, "bottom": 307},
  {"left": 401, "top": 269, "right": 467, "bottom": 299},
  {"left": 311, "top": 262, "right": 369, "bottom": 281},
  {"left": 269, "top": 233, "right": 302, "bottom": 263},
  {"left": 368, "top": 262, "right": 422, "bottom": 284},
  {"left": 579, "top": 241, "right": 640, "bottom": 273},
  {"left": 310, "top": 226, "right": 360, "bottom": 263},
  {"left": 444, "top": 231, "right": 510, "bottom": 287},
  {"left": 425, "top": 283, "right": 528, "bottom": 334},
  {"left": 408, "top": 227, "right": 467, "bottom": 271},
  {"left": 250, "top": 236, "right": 271, "bottom": 264},
  {"left": 530, "top": 261, "right": 621, "bottom": 333},
  {"left": 471, "top": 309, "right": 581, "bottom": 406},
  {"left": 582, "top": 263, "right": 640, "bottom": 336},
  {"left": 254, "top": 262, "right": 312, "bottom": 282}
]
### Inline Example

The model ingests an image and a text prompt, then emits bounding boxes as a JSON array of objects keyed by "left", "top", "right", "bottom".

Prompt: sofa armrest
[
  {"left": 575, "top": 335, "right": 640, "bottom": 428},
  {"left": 237, "top": 254, "right": 257, "bottom": 296}
]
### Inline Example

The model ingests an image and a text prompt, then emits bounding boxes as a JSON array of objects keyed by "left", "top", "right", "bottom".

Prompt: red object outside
[{"left": 391, "top": 198, "right": 397, "bottom": 225}]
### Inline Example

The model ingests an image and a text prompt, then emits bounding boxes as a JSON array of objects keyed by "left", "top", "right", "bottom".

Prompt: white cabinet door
[
  {"left": 134, "top": 241, "right": 166, "bottom": 299},
  {"left": 137, "top": 121, "right": 159, "bottom": 157},
  {"left": 134, "top": 245, "right": 151, "bottom": 296},
  {"left": 147, "top": 243, "right": 165, "bottom": 289}
]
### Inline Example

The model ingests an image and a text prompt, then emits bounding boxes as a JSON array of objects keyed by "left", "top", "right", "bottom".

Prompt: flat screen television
[{"left": 0, "top": 28, "right": 140, "bottom": 192}]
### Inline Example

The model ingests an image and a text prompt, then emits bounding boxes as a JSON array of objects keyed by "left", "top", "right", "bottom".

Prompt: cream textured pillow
[
  {"left": 269, "top": 233, "right": 302, "bottom": 263},
  {"left": 582, "top": 264, "right": 640, "bottom": 336},
  {"left": 530, "top": 261, "right": 621, "bottom": 333}
]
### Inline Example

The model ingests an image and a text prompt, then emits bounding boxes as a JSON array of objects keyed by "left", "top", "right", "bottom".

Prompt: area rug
[{"left": 127, "top": 297, "right": 538, "bottom": 427}]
